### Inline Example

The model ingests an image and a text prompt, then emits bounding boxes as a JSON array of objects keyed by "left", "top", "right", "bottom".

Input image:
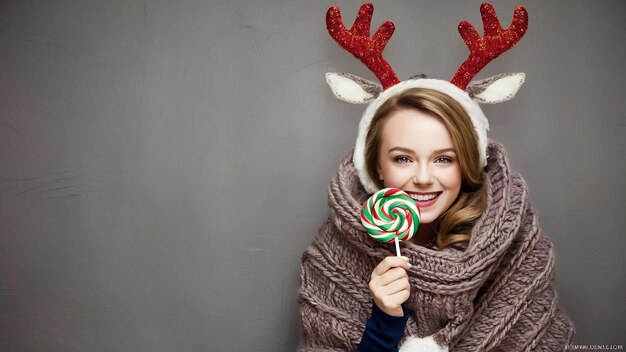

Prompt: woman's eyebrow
[
  {"left": 388, "top": 146, "right": 456, "bottom": 154},
  {"left": 434, "top": 148, "right": 456, "bottom": 154},
  {"left": 388, "top": 146, "right": 414, "bottom": 154}
]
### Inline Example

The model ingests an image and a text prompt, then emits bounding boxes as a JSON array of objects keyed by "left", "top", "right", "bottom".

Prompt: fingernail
[
  {"left": 407, "top": 263, "right": 412, "bottom": 268},
  {"left": 401, "top": 256, "right": 409, "bottom": 261}
]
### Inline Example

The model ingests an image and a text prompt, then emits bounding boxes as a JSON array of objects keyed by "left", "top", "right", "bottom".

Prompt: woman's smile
[{"left": 405, "top": 191, "right": 442, "bottom": 207}]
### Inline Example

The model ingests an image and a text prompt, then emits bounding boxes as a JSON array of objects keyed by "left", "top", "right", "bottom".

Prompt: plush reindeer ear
[
  {"left": 325, "top": 72, "right": 382, "bottom": 104},
  {"left": 466, "top": 72, "right": 525, "bottom": 104}
]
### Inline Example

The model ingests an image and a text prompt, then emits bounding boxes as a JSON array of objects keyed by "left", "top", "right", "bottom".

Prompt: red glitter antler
[
  {"left": 451, "top": 3, "right": 528, "bottom": 90},
  {"left": 326, "top": 3, "right": 400, "bottom": 90}
]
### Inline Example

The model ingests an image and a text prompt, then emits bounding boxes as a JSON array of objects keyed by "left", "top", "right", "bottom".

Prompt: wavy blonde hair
[{"left": 364, "top": 87, "right": 488, "bottom": 250}]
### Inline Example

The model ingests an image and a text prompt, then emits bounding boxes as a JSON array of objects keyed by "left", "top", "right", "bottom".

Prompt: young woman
[{"left": 299, "top": 3, "right": 575, "bottom": 352}]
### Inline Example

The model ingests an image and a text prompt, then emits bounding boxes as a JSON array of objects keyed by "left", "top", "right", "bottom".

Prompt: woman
[{"left": 299, "top": 3, "right": 575, "bottom": 351}]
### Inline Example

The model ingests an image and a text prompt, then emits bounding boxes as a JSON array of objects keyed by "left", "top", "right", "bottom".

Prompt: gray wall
[{"left": 1, "top": 0, "right": 624, "bottom": 350}]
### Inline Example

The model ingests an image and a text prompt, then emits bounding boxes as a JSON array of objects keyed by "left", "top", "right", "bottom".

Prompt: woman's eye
[
  {"left": 435, "top": 156, "right": 453, "bottom": 163},
  {"left": 394, "top": 156, "right": 411, "bottom": 164}
]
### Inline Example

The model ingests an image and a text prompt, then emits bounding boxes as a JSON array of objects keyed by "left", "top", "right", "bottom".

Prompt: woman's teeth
[{"left": 410, "top": 193, "right": 439, "bottom": 201}]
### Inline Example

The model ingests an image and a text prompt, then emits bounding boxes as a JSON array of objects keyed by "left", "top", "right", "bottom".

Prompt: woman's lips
[{"left": 407, "top": 192, "right": 441, "bottom": 208}]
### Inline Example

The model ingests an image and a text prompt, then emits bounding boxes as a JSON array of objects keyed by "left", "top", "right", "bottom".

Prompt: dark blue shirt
[{"left": 357, "top": 303, "right": 409, "bottom": 352}]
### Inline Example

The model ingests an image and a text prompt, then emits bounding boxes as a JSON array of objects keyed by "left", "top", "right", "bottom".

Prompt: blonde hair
[{"left": 364, "top": 87, "right": 488, "bottom": 250}]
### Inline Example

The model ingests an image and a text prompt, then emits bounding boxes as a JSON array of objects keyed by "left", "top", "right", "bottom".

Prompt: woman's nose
[{"left": 412, "top": 164, "right": 433, "bottom": 185}]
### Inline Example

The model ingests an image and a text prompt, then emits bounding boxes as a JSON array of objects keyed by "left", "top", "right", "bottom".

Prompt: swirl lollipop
[{"left": 361, "top": 188, "right": 421, "bottom": 256}]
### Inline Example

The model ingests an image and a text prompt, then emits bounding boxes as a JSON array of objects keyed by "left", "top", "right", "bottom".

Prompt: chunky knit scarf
[{"left": 298, "top": 141, "right": 575, "bottom": 351}]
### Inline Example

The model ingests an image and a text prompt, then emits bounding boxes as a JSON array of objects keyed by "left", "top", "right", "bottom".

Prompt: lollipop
[{"left": 361, "top": 188, "right": 421, "bottom": 256}]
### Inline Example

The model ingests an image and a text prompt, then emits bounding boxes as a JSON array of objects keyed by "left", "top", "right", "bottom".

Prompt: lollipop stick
[{"left": 394, "top": 236, "right": 401, "bottom": 257}]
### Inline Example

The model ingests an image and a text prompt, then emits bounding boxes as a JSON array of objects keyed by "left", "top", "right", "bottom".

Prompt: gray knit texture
[{"left": 298, "top": 141, "right": 576, "bottom": 351}]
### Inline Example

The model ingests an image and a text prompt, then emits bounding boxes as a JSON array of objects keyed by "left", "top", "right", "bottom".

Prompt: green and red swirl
[{"left": 361, "top": 188, "right": 420, "bottom": 243}]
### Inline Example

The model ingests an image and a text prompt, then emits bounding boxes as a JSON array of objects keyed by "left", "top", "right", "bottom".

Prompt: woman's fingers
[
  {"left": 370, "top": 276, "right": 409, "bottom": 298},
  {"left": 380, "top": 276, "right": 410, "bottom": 296},
  {"left": 375, "top": 266, "right": 407, "bottom": 286},
  {"left": 373, "top": 256, "right": 411, "bottom": 276},
  {"left": 374, "top": 285, "right": 410, "bottom": 317},
  {"left": 385, "top": 288, "right": 410, "bottom": 307}
]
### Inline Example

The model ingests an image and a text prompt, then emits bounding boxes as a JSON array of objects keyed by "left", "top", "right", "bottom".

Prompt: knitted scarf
[{"left": 298, "top": 141, "right": 576, "bottom": 352}]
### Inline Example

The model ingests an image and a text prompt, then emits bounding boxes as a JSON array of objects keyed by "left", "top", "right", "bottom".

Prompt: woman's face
[{"left": 376, "top": 108, "right": 462, "bottom": 224}]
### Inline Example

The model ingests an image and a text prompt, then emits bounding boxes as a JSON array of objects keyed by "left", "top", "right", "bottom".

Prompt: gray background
[{"left": 1, "top": 0, "right": 624, "bottom": 351}]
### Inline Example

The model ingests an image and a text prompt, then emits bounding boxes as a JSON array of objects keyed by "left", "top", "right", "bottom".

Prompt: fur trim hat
[{"left": 325, "top": 3, "right": 528, "bottom": 194}]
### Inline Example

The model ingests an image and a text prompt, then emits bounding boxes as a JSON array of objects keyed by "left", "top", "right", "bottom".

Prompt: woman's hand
[{"left": 368, "top": 256, "right": 412, "bottom": 317}]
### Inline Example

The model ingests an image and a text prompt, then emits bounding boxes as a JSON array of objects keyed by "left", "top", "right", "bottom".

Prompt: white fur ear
[
  {"left": 399, "top": 335, "right": 448, "bottom": 352},
  {"left": 325, "top": 72, "right": 381, "bottom": 104},
  {"left": 467, "top": 73, "right": 525, "bottom": 104}
]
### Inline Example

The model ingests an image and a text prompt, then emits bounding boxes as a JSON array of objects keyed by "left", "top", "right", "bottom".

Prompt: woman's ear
[{"left": 377, "top": 165, "right": 383, "bottom": 181}]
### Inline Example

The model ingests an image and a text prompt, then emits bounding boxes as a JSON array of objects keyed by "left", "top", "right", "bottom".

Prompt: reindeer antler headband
[{"left": 325, "top": 3, "right": 529, "bottom": 193}]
